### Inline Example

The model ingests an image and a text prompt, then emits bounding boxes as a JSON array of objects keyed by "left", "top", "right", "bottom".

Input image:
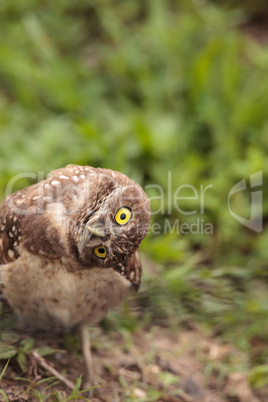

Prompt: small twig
[
  {"left": 26, "top": 375, "right": 42, "bottom": 393},
  {"left": 32, "top": 350, "right": 75, "bottom": 390},
  {"left": 161, "top": 392, "right": 194, "bottom": 402},
  {"left": 177, "top": 390, "right": 195, "bottom": 402},
  {"left": 162, "top": 391, "right": 194, "bottom": 402}
]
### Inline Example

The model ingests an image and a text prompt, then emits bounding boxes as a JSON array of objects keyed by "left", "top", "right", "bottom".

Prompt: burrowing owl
[{"left": 0, "top": 164, "right": 150, "bottom": 389}]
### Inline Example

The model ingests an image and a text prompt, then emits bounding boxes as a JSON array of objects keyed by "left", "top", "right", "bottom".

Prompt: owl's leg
[{"left": 80, "top": 324, "right": 94, "bottom": 395}]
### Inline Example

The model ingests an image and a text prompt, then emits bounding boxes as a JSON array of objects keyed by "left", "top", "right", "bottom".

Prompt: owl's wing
[
  {"left": 0, "top": 194, "right": 60, "bottom": 264},
  {"left": 0, "top": 199, "right": 21, "bottom": 264},
  {"left": 114, "top": 251, "right": 142, "bottom": 291},
  {"left": 0, "top": 179, "right": 68, "bottom": 264},
  {"left": 0, "top": 165, "right": 97, "bottom": 264},
  {"left": 0, "top": 164, "right": 114, "bottom": 264}
]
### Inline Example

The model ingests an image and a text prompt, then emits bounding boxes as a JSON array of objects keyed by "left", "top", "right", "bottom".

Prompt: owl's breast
[{"left": 1, "top": 252, "right": 132, "bottom": 329}]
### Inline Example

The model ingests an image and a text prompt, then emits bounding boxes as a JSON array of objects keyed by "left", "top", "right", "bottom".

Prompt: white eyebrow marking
[
  {"left": 8, "top": 249, "right": 15, "bottom": 258},
  {"left": 51, "top": 180, "right": 60, "bottom": 186},
  {"left": 129, "top": 271, "right": 135, "bottom": 281}
]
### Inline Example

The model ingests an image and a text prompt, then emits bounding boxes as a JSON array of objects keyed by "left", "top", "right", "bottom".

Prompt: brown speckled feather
[{"left": 0, "top": 165, "right": 150, "bottom": 329}]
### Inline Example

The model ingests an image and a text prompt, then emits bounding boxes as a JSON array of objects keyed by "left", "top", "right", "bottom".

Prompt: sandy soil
[{"left": 0, "top": 322, "right": 265, "bottom": 402}]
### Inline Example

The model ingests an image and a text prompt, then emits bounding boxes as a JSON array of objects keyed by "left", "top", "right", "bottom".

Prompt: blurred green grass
[{"left": 0, "top": 0, "right": 268, "bottom": 386}]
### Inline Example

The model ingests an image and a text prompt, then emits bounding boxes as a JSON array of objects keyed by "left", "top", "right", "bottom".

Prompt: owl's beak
[{"left": 86, "top": 225, "right": 106, "bottom": 238}]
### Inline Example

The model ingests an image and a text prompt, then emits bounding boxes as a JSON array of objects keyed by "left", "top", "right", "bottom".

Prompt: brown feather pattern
[{"left": 0, "top": 165, "right": 150, "bottom": 330}]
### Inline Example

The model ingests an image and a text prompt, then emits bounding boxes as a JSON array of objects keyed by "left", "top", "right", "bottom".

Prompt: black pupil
[
  {"left": 98, "top": 247, "right": 105, "bottom": 254},
  {"left": 120, "top": 213, "right": 126, "bottom": 220}
]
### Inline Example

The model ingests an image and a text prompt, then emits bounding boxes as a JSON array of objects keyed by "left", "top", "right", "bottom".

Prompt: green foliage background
[{"left": 0, "top": 0, "right": 268, "bottom": 386}]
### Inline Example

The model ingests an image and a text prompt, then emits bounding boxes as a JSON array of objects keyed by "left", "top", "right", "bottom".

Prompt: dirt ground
[{"left": 0, "top": 322, "right": 266, "bottom": 402}]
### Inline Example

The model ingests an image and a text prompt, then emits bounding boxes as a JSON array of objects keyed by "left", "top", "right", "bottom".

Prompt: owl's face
[{"left": 68, "top": 168, "right": 151, "bottom": 268}]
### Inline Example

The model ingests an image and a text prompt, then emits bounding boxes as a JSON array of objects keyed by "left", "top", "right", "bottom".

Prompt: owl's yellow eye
[
  {"left": 93, "top": 246, "right": 107, "bottom": 259},
  {"left": 115, "top": 207, "right": 132, "bottom": 225}
]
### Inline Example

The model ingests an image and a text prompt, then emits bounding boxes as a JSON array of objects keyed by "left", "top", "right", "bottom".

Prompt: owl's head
[{"left": 67, "top": 166, "right": 151, "bottom": 268}]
